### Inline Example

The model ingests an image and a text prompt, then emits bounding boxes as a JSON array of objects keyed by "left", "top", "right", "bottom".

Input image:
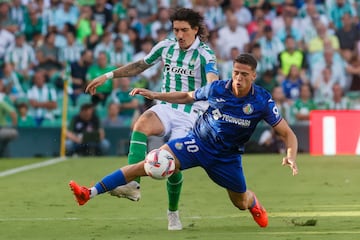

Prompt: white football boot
[
  {"left": 109, "top": 181, "right": 141, "bottom": 201},
  {"left": 167, "top": 210, "right": 183, "bottom": 230}
]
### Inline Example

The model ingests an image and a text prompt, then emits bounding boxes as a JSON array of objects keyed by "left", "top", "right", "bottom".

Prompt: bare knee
[{"left": 133, "top": 111, "right": 164, "bottom": 135}]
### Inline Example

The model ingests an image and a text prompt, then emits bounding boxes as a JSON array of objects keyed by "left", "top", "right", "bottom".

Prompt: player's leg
[
  {"left": 110, "top": 106, "right": 169, "bottom": 200},
  {"left": 69, "top": 161, "right": 147, "bottom": 206},
  {"left": 227, "top": 190, "right": 268, "bottom": 228},
  {"left": 165, "top": 115, "right": 195, "bottom": 230},
  {"left": 166, "top": 135, "right": 203, "bottom": 230},
  {"left": 203, "top": 155, "right": 268, "bottom": 228}
]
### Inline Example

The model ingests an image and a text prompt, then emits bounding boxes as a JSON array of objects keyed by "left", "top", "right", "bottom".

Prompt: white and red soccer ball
[{"left": 144, "top": 149, "right": 175, "bottom": 180}]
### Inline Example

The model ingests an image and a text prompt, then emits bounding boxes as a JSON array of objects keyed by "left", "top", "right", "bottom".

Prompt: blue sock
[{"left": 94, "top": 169, "right": 126, "bottom": 194}]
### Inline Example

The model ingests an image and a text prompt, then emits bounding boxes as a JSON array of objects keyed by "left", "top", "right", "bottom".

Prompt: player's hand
[
  {"left": 130, "top": 88, "right": 156, "bottom": 99},
  {"left": 282, "top": 157, "right": 298, "bottom": 176},
  {"left": 85, "top": 75, "right": 108, "bottom": 95}
]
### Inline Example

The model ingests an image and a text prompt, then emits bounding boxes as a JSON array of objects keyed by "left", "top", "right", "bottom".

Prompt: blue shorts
[{"left": 167, "top": 135, "right": 247, "bottom": 193}]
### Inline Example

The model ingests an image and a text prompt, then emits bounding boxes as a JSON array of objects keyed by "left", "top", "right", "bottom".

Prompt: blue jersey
[{"left": 193, "top": 79, "right": 282, "bottom": 156}]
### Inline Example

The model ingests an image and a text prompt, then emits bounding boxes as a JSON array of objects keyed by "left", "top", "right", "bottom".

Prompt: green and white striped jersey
[{"left": 144, "top": 37, "right": 218, "bottom": 114}]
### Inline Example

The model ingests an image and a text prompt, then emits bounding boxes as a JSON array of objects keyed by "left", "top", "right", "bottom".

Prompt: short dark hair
[
  {"left": 170, "top": 8, "right": 208, "bottom": 42},
  {"left": 234, "top": 53, "right": 258, "bottom": 70}
]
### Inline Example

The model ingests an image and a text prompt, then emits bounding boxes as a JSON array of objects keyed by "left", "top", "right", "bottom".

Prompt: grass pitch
[{"left": 0, "top": 154, "right": 360, "bottom": 240}]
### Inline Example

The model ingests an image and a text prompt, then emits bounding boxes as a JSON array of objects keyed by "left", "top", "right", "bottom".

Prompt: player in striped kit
[{"left": 85, "top": 8, "right": 219, "bottom": 230}]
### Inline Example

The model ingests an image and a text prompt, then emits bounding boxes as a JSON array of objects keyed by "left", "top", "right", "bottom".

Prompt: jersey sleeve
[
  {"left": 194, "top": 82, "right": 212, "bottom": 101},
  {"left": 263, "top": 98, "right": 283, "bottom": 127},
  {"left": 143, "top": 39, "right": 168, "bottom": 65}
]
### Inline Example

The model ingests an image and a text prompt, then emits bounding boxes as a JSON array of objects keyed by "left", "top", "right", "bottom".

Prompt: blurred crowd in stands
[{"left": 0, "top": 0, "right": 360, "bottom": 133}]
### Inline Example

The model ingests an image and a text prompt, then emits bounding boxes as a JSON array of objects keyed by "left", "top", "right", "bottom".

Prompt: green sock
[
  {"left": 167, "top": 171, "right": 183, "bottom": 211},
  {"left": 128, "top": 131, "right": 147, "bottom": 183}
]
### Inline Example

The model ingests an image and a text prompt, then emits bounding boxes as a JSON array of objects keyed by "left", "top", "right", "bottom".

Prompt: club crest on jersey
[
  {"left": 175, "top": 142, "right": 183, "bottom": 150},
  {"left": 164, "top": 63, "right": 195, "bottom": 77},
  {"left": 242, "top": 104, "right": 254, "bottom": 115}
]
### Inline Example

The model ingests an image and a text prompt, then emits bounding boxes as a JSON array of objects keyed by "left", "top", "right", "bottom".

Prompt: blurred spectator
[
  {"left": 345, "top": 53, "right": 360, "bottom": 91},
  {"left": 247, "top": 6, "right": 271, "bottom": 42},
  {"left": 272, "top": 2, "right": 300, "bottom": 34},
  {"left": 16, "top": 102, "right": 36, "bottom": 127},
  {"left": 300, "top": 3, "right": 329, "bottom": 47},
  {"left": 335, "top": 12, "right": 360, "bottom": 62},
  {"left": 0, "top": 79, "right": 18, "bottom": 157},
  {"left": 312, "top": 68, "right": 335, "bottom": 108},
  {"left": 277, "top": 36, "right": 307, "bottom": 82},
  {"left": 307, "top": 21, "right": 340, "bottom": 57},
  {"left": 36, "top": 31, "right": 62, "bottom": 69},
  {"left": 66, "top": 103, "right": 110, "bottom": 156},
  {"left": 112, "top": 0, "right": 131, "bottom": 22},
  {"left": 9, "top": 0, "right": 27, "bottom": 31},
  {"left": 76, "top": 5, "right": 103, "bottom": 45},
  {"left": 86, "top": 51, "right": 117, "bottom": 106},
  {"left": 282, "top": 65, "right": 305, "bottom": 101},
  {"left": 110, "top": 77, "right": 142, "bottom": 127},
  {"left": 202, "top": 0, "right": 225, "bottom": 31},
  {"left": 59, "top": 30, "right": 85, "bottom": 65},
  {"left": 127, "top": 27, "right": 142, "bottom": 54},
  {"left": 4, "top": 31, "right": 36, "bottom": 81},
  {"left": 310, "top": 48, "right": 347, "bottom": 90},
  {"left": 70, "top": 49, "right": 93, "bottom": 105},
  {"left": 326, "top": 82, "right": 352, "bottom": 110},
  {"left": 228, "top": 0, "right": 252, "bottom": 26},
  {"left": 0, "top": 0, "right": 18, "bottom": 34},
  {"left": 94, "top": 31, "right": 113, "bottom": 58},
  {"left": 275, "top": 13, "right": 302, "bottom": 45},
  {"left": 109, "top": 37, "right": 132, "bottom": 68},
  {"left": 327, "top": 0, "right": 356, "bottom": 30},
  {"left": 256, "top": 25, "right": 284, "bottom": 73},
  {"left": 150, "top": 7, "right": 172, "bottom": 41},
  {"left": 23, "top": 7, "right": 43, "bottom": 45},
  {"left": 255, "top": 69, "right": 278, "bottom": 93},
  {"left": 131, "top": 0, "right": 158, "bottom": 27},
  {"left": 51, "top": 0, "right": 79, "bottom": 32},
  {"left": 0, "top": 20, "right": 15, "bottom": 68},
  {"left": 27, "top": 69, "right": 58, "bottom": 127},
  {"left": 127, "top": 6, "right": 146, "bottom": 40},
  {"left": 1, "top": 63, "right": 26, "bottom": 102},
  {"left": 102, "top": 101, "right": 123, "bottom": 127},
  {"left": 258, "top": 127, "right": 286, "bottom": 153},
  {"left": 91, "top": 0, "right": 112, "bottom": 31},
  {"left": 217, "top": 11, "right": 250, "bottom": 59},
  {"left": 291, "top": 83, "right": 317, "bottom": 124},
  {"left": 112, "top": 19, "right": 133, "bottom": 54}
]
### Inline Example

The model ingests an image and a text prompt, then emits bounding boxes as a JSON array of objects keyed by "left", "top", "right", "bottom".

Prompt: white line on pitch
[
  {"left": 0, "top": 157, "right": 67, "bottom": 177},
  {"left": 1, "top": 211, "right": 360, "bottom": 222}
]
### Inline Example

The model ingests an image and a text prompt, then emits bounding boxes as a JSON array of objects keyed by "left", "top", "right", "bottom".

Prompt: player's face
[
  {"left": 231, "top": 62, "right": 256, "bottom": 97},
  {"left": 173, "top": 21, "right": 198, "bottom": 50}
]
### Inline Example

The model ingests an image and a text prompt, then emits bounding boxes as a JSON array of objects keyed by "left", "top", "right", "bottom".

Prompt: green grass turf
[{"left": 0, "top": 154, "right": 360, "bottom": 240}]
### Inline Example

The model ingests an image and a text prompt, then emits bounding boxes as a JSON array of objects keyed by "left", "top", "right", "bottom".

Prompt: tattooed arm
[{"left": 85, "top": 60, "right": 152, "bottom": 95}]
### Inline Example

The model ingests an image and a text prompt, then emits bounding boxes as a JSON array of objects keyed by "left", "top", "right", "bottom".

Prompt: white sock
[{"left": 90, "top": 187, "right": 98, "bottom": 198}]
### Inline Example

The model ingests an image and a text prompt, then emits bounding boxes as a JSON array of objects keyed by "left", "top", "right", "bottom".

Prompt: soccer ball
[{"left": 144, "top": 149, "right": 175, "bottom": 180}]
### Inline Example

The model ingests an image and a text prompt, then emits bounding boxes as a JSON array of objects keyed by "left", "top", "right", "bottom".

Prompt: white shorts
[{"left": 149, "top": 104, "right": 199, "bottom": 140}]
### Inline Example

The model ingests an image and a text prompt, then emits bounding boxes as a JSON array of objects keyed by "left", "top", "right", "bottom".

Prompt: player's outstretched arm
[
  {"left": 85, "top": 60, "right": 151, "bottom": 95},
  {"left": 273, "top": 119, "right": 299, "bottom": 176},
  {"left": 130, "top": 88, "right": 195, "bottom": 104}
]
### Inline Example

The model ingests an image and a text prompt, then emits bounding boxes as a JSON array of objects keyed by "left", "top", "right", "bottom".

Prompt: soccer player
[
  {"left": 85, "top": 8, "right": 219, "bottom": 230},
  {"left": 70, "top": 53, "right": 298, "bottom": 228}
]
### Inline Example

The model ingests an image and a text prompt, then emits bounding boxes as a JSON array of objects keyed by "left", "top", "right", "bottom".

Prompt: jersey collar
[{"left": 174, "top": 36, "right": 201, "bottom": 51}]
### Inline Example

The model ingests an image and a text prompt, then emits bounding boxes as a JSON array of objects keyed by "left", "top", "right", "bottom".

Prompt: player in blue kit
[{"left": 69, "top": 53, "right": 298, "bottom": 228}]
